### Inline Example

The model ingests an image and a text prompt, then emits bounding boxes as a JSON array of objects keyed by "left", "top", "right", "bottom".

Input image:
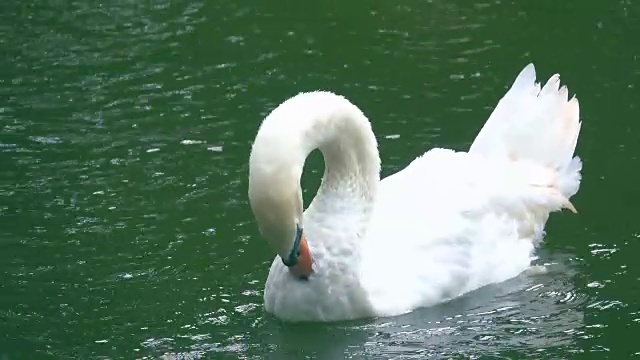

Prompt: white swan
[{"left": 248, "top": 63, "right": 582, "bottom": 322}]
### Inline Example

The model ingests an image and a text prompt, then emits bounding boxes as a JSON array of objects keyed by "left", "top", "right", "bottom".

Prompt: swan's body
[{"left": 248, "top": 64, "right": 582, "bottom": 322}]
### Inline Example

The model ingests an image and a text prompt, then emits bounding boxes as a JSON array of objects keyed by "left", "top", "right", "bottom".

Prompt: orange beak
[{"left": 289, "top": 233, "right": 314, "bottom": 280}]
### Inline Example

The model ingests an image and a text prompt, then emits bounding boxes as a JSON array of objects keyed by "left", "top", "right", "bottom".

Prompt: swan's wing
[
  {"left": 468, "top": 63, "right": 581, "bottom": 189},
  {"left": 360, "top": 148, "right": 572, "bottom": 315},
  {"left": 373, "top": 147, "right": 574, "bottom": 235}
]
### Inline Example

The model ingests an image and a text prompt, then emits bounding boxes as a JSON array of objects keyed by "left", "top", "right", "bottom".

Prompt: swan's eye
[{"left": 296, "top": 250, "right": 301, "bottom": 257}]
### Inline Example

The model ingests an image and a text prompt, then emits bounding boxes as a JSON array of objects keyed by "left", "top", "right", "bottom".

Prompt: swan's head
[{"left": 248, "top": 131, "right": 314, "bottom": 280}]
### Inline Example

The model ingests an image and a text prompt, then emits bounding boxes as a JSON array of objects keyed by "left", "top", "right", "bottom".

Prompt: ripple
[{"left": 1, "top": 0, "right": 638, "bottom": 358}]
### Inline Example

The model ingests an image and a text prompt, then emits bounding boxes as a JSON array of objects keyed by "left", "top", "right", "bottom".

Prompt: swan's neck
[
  {"left": 308, "top": 105, "right": 380, "bottom": 223},
  {"left": 249, "top": 91, "right": 381, "bottom": 261}
]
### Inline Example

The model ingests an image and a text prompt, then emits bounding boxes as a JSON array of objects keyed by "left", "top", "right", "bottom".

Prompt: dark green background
[{"left": 1, "top": 1, "right": 638, "bottom": 358}]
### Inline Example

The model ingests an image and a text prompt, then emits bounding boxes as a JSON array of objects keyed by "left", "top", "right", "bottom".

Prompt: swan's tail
[{"left": 469, "top": 63, "right": 582, "bottom": 201}]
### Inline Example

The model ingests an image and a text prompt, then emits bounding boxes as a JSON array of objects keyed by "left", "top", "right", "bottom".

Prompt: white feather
[{"left": 249, "top": 63, "right": 583, "bottom": 322}]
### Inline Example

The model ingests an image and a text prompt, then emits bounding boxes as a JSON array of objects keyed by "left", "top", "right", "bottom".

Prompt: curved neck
[
  {"left": 249, "top": 91, "right": 381, "bottom": 252},
  {"left": 307, "top": 104, "right": 380, "bottom": 224}
]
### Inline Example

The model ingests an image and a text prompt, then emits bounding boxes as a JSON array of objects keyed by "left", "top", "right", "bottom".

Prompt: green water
[{"left": 1, "top": 1, "right": 639, "bottom": 358}]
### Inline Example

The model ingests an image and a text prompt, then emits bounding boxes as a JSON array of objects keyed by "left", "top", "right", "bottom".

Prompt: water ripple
[{"left": 1, "top": 0, "right": 639, "bottom": 358}]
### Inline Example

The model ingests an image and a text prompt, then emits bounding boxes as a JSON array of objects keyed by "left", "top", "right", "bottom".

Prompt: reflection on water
[
  {"left": 1, "top": 0, "right": 638, "bottom": 358},
  {"left": 155, "top": 252, "right": 585, "bottom": 359},
  {"left": 192, "top": 252, "right": 586, "bottom": 359}
]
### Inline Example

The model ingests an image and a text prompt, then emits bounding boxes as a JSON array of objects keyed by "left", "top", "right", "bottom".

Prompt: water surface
[{"left": 1, "top": 1, "right": 639, "bottom": 358}]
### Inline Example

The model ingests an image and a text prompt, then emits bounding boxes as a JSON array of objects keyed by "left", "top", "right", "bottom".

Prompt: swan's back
[{"left": 359, "top": 64, "right": 582, "bottom": 317}]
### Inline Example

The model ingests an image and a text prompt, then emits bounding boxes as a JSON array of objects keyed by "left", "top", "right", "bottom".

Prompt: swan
[{"left": 248, "top": 63, "right": 582, "bottom": 322}]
